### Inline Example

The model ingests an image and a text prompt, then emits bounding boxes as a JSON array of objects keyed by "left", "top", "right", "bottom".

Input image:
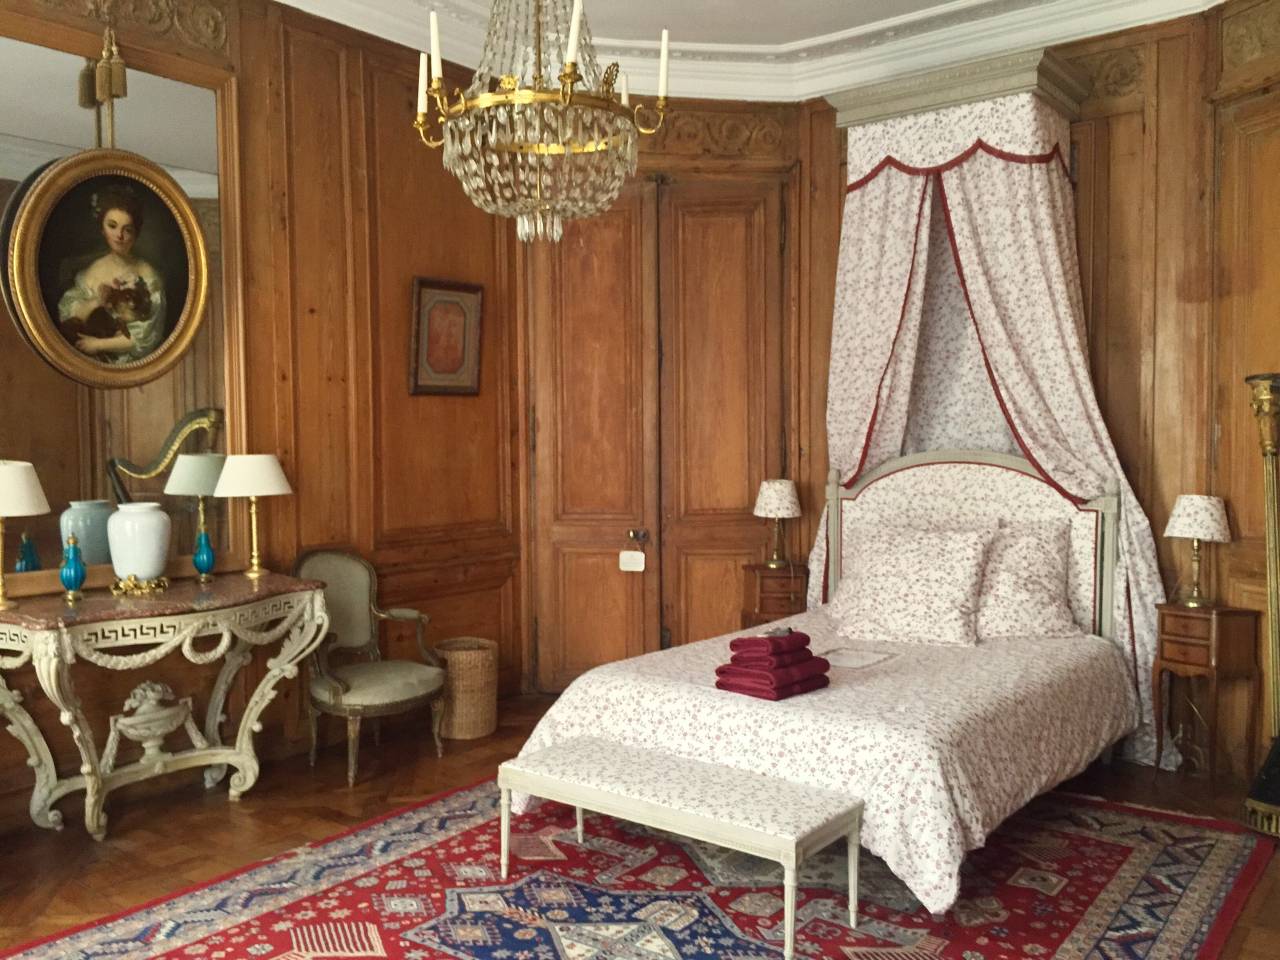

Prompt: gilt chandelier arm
[{"left": 413, "top": 0, "right": 670, "bottom": 242}]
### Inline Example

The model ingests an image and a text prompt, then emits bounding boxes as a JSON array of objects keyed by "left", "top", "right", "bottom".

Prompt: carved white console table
[{"left": 0, "top": 573, "right": 328, "bottom": 840}]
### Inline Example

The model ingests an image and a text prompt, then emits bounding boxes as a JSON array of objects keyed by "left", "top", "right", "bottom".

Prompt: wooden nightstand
[
  {"left": 741, "top": 563, "right": 808, "bottom": 629},
  {"left": 1153, "top": 603, "right": 1260, "bottom": 781}
]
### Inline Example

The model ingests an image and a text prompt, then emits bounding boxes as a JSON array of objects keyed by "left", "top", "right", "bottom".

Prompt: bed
[{"left": 514, "top": 450, "right": 1140, "bottom": 914}]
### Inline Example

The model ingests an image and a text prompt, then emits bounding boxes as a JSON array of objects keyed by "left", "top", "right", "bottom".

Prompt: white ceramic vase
[
  {"left": 59, "top": 500, "right": 113, "bottom": 566},
  {"left": 107, "top": 503, "right": 171, "bottom": 581}
]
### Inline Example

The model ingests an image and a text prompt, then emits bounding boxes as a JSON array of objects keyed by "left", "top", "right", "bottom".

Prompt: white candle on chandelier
[
  {"left": 417, "top": 52, "right": 430, "bottom": 113},
  {"left": 429, "top": 10, "right": 443, "bottom": 81},
  {"left": 565, "top": 0, "right": 583, "bottom": 65},
  {"left": 620, "top": 73, "right": 630, "bottom": 106},
  {"left": 658, "top": 28, "right": 669, "bottom": 99}
]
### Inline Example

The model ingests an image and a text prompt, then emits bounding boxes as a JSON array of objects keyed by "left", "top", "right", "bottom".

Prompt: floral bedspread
[{"left": 514, "top": 608, "right": 1138, "bottom": 914}]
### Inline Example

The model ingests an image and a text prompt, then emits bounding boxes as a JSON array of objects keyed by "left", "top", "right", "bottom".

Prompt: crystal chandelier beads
[{"left": 414, "top": 1, "right": 669, "bottom": 242}]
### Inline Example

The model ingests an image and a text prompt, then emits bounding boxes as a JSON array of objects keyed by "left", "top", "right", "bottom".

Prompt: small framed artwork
[
  {"left": 410, "top": 278, "right": 482, "bottom": 396},
  {"left": 3, "top": 148, "right": 208, "bottom": 389}
]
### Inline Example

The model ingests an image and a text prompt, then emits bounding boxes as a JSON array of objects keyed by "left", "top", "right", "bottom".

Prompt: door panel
[
  {"left": 531, "top": 183, "right": 660, "bottom": 691},
  {"left": 659, "top": 177, "right": 785, "bottom": 645},
  {"left": 1213, "top": 87, "right": 1280, "bottom": 739}
]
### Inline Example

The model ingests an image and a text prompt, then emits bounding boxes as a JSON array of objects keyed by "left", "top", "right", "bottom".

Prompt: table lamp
[
  {"left": 1163, "top": 493, "right": 1231, "bottom": 608},
  {"left": 0, "top": 461, "right": 51, "bottom": 610},
  {"left": 165, "top": 453, "right": 226, "bottom": 583},
  {"left": 213, "top": 454, "right": 292, "bottom": 580},
  {"left": 754, "top": 479, "right": 802, "bottom": 570}
]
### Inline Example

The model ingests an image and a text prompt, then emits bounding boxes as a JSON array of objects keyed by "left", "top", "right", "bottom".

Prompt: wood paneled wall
[
  {"left": 237, "top": 1, "right": 525, "bottom": 707},
  {"left": 1057, "top": 0, "right": 1280, "bottom": 779}
]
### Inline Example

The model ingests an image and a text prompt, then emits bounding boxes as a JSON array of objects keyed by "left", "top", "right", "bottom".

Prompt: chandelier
[{"left": 414, "top": 1, "right": 670, "bottom": 242}]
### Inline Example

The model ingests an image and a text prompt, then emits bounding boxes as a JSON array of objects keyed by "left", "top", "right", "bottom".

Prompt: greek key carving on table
[{"left": 0, "top": 579, "right": 328, "bottom": 840}]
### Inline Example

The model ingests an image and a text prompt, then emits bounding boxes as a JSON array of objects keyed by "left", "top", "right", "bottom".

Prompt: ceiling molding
[
  {"left": 828, "top": 48, "right": 1092, "bottom": 127},
  {"left": 280, "top": 0, "right": 1221, "bottom": 102}
]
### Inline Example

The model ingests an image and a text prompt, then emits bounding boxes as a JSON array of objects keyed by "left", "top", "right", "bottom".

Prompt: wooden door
[
  {"left": 658, "top": 176, "right": 786, "bottom": 646},
  {"left": 1213, "top": 86, "right": 1280, "bottom": 740},
  {"left": 529, "top": 182, "right": 661, "bottom": 691}
]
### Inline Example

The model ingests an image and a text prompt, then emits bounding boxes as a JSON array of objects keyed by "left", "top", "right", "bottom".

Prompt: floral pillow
[
  {"left": 977, "top": 522, "right": 1080, "bottom": 638},
  {"left": 830, "top": 527, "right": 995, "bottom": 646}
]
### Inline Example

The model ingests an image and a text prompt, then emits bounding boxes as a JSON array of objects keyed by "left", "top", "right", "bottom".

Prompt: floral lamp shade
[
  {"left": 0, "top": 461, "right": 50, "bottom": 517},
  {"left": 1164, "top": 494, "right": 1231, "bottom": 543},
  {"left": 753, "top": 480, "right": 801, "bottom": 520}
]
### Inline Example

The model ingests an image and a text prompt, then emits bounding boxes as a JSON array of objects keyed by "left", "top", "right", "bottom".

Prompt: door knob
[{"left": 627, "top": 528, "right": 650, "bottom": 544}]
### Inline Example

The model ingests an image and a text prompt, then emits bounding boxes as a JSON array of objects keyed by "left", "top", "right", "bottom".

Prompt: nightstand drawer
[
  {"left": 758, "top": 593, "right": 804, "bottom": 614},
  {"left": 759, "top": 575, "right": 806, "bottom": 595},
  {"left": 1162, "top": 638, "right": 1210, "bottom": 666},
  {"left": 1160, "top": 612, "right": 1211, "bottom": 640}
]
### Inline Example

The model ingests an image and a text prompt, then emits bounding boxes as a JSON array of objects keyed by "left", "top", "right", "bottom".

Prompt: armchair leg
[
  {"left": 372, "top": 718, "right": 382, "bottom": 748},
  {"left": 307, "top": 701, "right": 319, "bottom": 768},
  {"left": 430, "top": 698, "right": 444, "bottom": 758},
  {"left": 346, "top": 716, "right": 362, "bottom": 788}
]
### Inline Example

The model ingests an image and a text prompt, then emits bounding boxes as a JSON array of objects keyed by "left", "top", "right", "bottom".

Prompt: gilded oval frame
[{"left": 5, "top": 148, "right": 209, "bottom": 389}]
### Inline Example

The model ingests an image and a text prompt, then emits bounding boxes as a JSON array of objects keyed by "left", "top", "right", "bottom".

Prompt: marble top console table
[{"left": 0, "top": 573, "right": 328, "bottom": 840}]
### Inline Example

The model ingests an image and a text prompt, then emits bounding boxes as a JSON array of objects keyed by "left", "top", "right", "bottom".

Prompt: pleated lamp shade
[
  {"left": 164, "top": 453, "right": 227, "bottom": 496},
  {"left": 213, "top": 455, "right": 292, "bottom": 498},
  {"left": 1164, "top": 494, "right": 1231, "bottom": 544},
  {"left": 753, "top": 479, "right": 801, "bottom": 519},
  {"left": 0, "top": 461, "right": 50, "bottom": 517}
]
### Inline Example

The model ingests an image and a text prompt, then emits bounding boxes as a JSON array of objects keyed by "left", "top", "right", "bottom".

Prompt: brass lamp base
[
  {"left": 763, "top": 516, "right": 790, "bottom": 570},
  {"left": 1178, "top": 594, "right": 1211, "bottom": 608}
]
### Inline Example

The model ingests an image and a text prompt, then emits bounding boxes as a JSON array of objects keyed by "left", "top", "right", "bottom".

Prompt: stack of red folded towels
[{"left": 714, "top": 629, "right": 829, "bottom": 701}]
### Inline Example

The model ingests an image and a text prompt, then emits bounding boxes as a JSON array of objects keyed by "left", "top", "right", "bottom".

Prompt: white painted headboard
[{"left": 826, "top": 450, "right": 1120, "bottom": 638}]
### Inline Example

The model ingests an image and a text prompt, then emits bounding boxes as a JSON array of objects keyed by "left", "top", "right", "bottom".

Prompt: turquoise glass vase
[
  {"left": 60, "top": 535, "right": 87, "bottom": 600},
  {"left": 15, "top": 533, "right": 41, "bottom": 572},
  {"left": 193, "top": 528, "right": 216, "bottom": 582}
]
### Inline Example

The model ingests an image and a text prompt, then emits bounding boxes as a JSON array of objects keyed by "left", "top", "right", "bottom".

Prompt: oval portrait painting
[{"left": 4, "top": 149, "right": 208, "bottom": 389}]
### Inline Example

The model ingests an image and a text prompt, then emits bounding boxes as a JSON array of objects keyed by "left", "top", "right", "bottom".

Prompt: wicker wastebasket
[{"left": 435, "top": 637, "right": 498, "bottom": 739}]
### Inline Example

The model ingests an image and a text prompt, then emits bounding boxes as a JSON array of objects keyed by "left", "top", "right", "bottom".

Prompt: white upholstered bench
[{"left": 497, "top": 736, "right": 863, "bottom": 960}]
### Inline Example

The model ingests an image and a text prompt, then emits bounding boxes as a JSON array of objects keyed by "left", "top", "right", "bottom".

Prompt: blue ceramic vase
[
  {"left": 15, "top": 533, "right": 40, "bottom": 572},
  {"left": 59, "top": 500, "right": 112, "bottom": 566},
  {"left": 193, "top": 529, "right": 216, "bottom": 581},
  {"left": 60, "top": 536, "right": 87, "bottom": 600}
]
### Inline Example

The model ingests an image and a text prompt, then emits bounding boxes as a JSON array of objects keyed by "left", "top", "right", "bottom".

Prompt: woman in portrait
[{"left": 56, "top": 185, "right": 166, "bottom": 364}]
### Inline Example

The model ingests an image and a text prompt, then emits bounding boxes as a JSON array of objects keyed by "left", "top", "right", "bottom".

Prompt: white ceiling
[
  {"left": 0, "top": 36, "right": 218, "bottom": 197},
  {"left": 285, "top": 0, "right": 1219, "bottom": 100}
]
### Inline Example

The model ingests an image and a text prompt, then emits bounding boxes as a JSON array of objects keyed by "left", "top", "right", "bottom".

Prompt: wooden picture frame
[
  {"left": 410, "top": 278, "right": 482, "bottom": 396},
  {"left": 3, "top": 148, "right": 209, "bottom": 389}
]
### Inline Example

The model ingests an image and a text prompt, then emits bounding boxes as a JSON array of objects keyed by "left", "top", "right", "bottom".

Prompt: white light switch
[{"left": 619, "top": 550, "right": 646, "bottom": 572}]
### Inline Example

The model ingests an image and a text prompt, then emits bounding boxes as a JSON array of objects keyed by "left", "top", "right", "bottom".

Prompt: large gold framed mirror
[{"left": 0, "top": 19, "right": 247, "bottom": 596}]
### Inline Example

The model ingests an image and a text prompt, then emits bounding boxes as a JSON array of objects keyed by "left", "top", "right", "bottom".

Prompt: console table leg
[
  {"left": 32, "top": 633, "right": 107, "bottom": 840},
  {"left": 0, "top": 668, "right": 63, "bottom": 830},
  {"left": 203, "top": 639, "right": 253, "bottom": 789},
  {"left": 228, "top": 597, "right": 329, "bottom": 800}
]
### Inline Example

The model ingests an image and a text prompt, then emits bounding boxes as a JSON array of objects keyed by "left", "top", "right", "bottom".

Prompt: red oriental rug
[{"left": 2, "top": 781, "right": 1271, "bottom": 960}]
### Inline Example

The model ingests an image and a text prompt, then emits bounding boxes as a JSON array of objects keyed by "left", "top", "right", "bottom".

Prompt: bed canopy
[{"left": 809, "top": 73, "right": 1166, "bottom": 765}]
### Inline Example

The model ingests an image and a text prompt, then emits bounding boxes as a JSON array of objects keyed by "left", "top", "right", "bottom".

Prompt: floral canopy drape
[{"left": 807, "top": 92, "right": 1166, "bottom": 765}]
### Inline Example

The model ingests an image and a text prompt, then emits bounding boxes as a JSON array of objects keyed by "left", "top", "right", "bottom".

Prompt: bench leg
[
  {"left": 500, "top": 787, "right": 511, "bottom": 880},
  {"left": 783, "top": 864, "right": 796, "bottom": 960},
  {"left": 575, "top": 806, "right": 584, "bottom": 844},
  {"left": 848, "top": 817, "right": 861, "bottom": 929}
]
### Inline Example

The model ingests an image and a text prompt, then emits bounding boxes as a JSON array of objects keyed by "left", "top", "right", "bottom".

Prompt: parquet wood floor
[{"left": 0, "top": 695, "right": 1276, "bottom": 958}]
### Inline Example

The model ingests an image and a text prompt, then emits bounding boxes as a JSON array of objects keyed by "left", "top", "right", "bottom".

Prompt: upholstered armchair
[{"left": 295, "top": 550, "right": 445, "bottom": 786}]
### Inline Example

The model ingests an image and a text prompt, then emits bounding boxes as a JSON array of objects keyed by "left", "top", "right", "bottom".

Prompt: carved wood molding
[
  {"left": 826, "top": 48, "right": 1092, "bottom": 128},
  {"left": 10, "top": 0, "right": 230, "bottom": 59},
  {"left": 1068, "top": 46, "right": 1146, "bottom": 100},
  {"left": 640, "top": 110, "right": 789, "bottom": 162},
  {"left": 1221, "top": 0, "right": 1280, "bottom": 72}
]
